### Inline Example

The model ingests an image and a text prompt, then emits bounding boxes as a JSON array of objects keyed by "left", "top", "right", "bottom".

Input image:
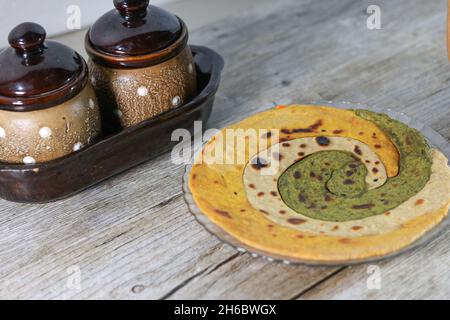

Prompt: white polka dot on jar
[
  {"left": 114, "top": 109, "right": 123, "bottom": 118},
  {"left": 73, "top": 142, "right": 83, "bottom": 152},
  {"left": 23, "top": 156, "right": 36, "bottom": 164},
  {"left": 172, "top": 96, "right": 181, "bottom": 107},
  {"left": 0, "top": 127, "right": 5, "bottom": 138},
  {"left": 39, "top": 127, "right": 52, "bottom": 139},
  {"left": 137, "top": 86, "right": 149, "bottom": 97}
]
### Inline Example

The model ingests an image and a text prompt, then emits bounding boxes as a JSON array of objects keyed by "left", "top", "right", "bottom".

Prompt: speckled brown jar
[
  {"left": 85, "top": 0, "right": 197, "bottom": 131},
  {"left": 0, "top": 23, "right": 101, "bottom": 164}
]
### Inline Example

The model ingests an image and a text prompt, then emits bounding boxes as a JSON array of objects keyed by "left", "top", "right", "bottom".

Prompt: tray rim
[
  {"left": 0, "top": 45, "right": 225, "bottom": 172},
  {"left": 182, "top": 101, "right": 450, "bottom": 267}
]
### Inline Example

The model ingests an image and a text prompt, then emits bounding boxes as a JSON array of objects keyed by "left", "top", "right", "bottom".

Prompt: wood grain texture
[
  {"left": 0, "top": 0, "right": 449, "bottom": 299},
  {"left": 300, "top": 228, "right": 450, "bottom": 300}
]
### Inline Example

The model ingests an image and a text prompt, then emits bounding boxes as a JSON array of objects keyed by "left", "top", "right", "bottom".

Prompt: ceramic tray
[
  {"left": 0, "top": 45, "right": 224, "bottom": 203},
  {"left": 182, "top": 101, "right": 450, "bottom": 266}
]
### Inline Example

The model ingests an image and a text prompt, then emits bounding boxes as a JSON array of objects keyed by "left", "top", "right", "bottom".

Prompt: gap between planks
[{"left": 159, "top": 253, "right": 242, "bottom": 300}]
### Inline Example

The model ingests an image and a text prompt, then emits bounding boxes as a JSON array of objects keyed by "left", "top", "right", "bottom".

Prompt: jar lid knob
[
  {"left": 8, "top": 22, "right": 46, "bottom": 57},
  {"left": 114, "top": 0, "right": 149, "bottom": 20}
]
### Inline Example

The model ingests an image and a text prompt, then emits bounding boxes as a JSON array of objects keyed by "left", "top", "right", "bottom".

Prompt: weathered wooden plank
[
  {"left": 0, "top": 158, "right": 232, "bottom": 299},
  {"left": 168, "top": 255, "right": 342, "bottom": 300},
  {"left": 0, "top": 0, "right": 449, "bottom": 300}
]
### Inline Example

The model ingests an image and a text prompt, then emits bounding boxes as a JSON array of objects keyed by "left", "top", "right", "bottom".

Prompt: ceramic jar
[
  {"left": 85, "top": 0, "right": 197, "bottom": 131},
  {"left": 0, "top": 23, "right": 101, "bottom": 164}
]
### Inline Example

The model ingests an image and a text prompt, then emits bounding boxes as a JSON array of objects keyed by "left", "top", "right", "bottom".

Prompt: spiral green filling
[{"left": 278, "top": 110, "right": 432, "bottom": 222}]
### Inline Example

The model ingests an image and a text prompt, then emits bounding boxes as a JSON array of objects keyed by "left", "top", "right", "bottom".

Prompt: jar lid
[
  {"left": 85, "top": 0, "right": 188, "bottom": 68},
  {"left": 0, "top": 22, "right": 88, "bottom": 111}
]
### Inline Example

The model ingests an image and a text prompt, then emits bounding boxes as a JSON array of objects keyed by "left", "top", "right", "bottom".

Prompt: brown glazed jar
[
  {"left": 85, "top": 0, "right": 197, "bottom": 131},
  {"left": 0, "top": 23, "right": 101, "bottom": 164}
]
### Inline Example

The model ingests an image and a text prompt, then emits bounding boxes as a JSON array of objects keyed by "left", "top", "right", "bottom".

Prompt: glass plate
[{"left": 182, "top": 101, "right": 450, "bottom": 266}]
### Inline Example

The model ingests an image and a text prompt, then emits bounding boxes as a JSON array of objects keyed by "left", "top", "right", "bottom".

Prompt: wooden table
[{"left": 0, "top": 0, "right": 449, "bottom": 299}]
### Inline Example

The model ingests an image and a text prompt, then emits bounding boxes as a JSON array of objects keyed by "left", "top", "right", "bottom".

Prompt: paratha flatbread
[{"left": 188, "top": 105, "right": 450, "bottom": 263}]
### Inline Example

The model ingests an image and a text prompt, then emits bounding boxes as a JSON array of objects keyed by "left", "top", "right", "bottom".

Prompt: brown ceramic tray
[{"left": 0, "top": 45, "right": 224, "bottom": 203}]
